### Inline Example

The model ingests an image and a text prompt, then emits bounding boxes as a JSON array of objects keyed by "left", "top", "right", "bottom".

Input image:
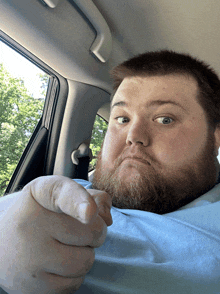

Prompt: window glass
[
  {"left": 89, "top": 115, "right": 108, "bottom": 171},
  {"left": 0, "top": 41, "right": 49, "bottom": 196}
]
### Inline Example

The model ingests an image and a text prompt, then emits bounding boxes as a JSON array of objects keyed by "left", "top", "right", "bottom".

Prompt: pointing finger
[{"left": 87, "top": 189, "right": 113, "bottom": 226}]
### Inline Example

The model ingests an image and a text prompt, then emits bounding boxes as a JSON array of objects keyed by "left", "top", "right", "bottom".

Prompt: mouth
[{"left": 122, "top": 156, "right": 151, "bottom": 166}]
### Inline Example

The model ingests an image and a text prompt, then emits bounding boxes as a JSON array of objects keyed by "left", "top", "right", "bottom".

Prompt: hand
[{"left": 0, "top": 175, "right": 112, "bottom": 294}]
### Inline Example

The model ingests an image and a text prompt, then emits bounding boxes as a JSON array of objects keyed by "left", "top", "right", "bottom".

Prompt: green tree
[
  {"left": 38, "top": 73, "right": 49, "bottom": 97},
  {"left": 0, "top": 64, "right": 44, "bottom": 196},
  {"left": 90, "top": 115, "right": 108, "bottom": 170}
]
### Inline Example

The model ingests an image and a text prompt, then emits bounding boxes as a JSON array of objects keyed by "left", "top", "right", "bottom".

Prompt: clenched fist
[{"left": 0, "top": 176, "right": 112, "bottom": 294}]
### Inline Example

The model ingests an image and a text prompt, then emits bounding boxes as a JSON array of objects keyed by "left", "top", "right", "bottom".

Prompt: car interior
[{"left": 1, "top": 0, "right": 220, "bottom": 194}]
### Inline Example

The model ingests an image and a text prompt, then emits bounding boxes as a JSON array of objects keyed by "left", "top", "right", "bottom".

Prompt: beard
[{"left": 92, "top": 132, "right": 219, "bottom": 214}]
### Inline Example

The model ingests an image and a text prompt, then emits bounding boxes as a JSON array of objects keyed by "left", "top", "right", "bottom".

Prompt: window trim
[{"left": 0, "top": 30, "right": 68, "bottom": 194}]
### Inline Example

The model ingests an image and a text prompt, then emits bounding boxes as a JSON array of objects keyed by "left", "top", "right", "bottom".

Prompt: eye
[
  {"left": 155, "top": 117, "right": 174, "bottom": 125},
  {"left": 116, "top": 116, "right": 129, "bottom": 124}
]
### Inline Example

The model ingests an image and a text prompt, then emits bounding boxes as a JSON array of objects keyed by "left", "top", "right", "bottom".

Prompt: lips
[
  {"left": 122, "top": 156, "right": 151, "bottom": 166},
  {"left": 114, "top": 147, "right": 155, "bottom": 169}
]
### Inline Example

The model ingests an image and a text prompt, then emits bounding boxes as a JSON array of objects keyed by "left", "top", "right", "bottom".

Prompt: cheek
[
  {"left": 101, "top": 127, "right": 124, "bottom": 167},
  {"left": 102, "top": 132, "right": 113, "bottom": 161},
  {"left": 154, "top": 127, "right": 208, "bottom": 165}
]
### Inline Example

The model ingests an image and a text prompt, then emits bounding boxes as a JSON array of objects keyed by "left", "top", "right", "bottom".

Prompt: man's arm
[{"left": 0, "top": 175, "right": 112, "bottom": 294}]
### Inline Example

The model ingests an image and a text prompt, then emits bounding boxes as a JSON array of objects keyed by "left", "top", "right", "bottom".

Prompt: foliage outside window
[
  {"left": 0, "top": 42, "right": 49, "bottom": 196},
  {"left": 89, "top": 115, "right": 108, "bottom": 171}
]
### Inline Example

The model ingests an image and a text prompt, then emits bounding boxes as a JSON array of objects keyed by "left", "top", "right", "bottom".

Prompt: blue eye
[
  {"left": 116, "top": 117, "right": 129, "bottom": 124},
  {"left": 155, "top": 117, "right": 174, "bottom": 124}
]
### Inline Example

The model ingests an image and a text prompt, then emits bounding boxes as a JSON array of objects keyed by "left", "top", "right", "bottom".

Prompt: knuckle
[
  {"left": 65, "top": 276, "right": 85, "bottom": 293},
  {"left": 71, "top": 247, "right": 95, "bottom": 276},
  {"left": 90, "top": 217, "right": 108, "bottom": 247},
  {"left": 39, "top": 272, "right": 85, "bottom": 293},
  {"left": 89, "top": 191, "right": 112, "bottom": 215},
  {"left": 88, "top": 189, "right": 112, "bottom": 205},
  {"left": 80, "top": 248, "right": 95, "bottom": 274}
]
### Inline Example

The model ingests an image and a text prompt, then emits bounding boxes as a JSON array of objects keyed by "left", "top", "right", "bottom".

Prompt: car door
[
  {"left": 0, "top": 0, "right": 113, "bottom": 195},
  {"left": 0, "top": 31, "right": 68, "bottom": 195}
]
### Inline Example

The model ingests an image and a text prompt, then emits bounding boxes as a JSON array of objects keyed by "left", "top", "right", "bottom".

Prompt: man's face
[{"left": 93, "top": 74, "right": 220, "bottom": 214}]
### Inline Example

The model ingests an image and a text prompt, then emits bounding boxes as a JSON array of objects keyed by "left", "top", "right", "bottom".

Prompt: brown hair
[{"left": 111, "top": 50, "right": 220, "bottom": 127}]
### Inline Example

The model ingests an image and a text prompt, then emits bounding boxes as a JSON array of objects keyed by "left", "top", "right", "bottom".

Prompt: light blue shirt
[
  {"left": 76, "top": 179, "right": 220, "bottom": 294},
  {"left": 0, "top": 180, "right": 220, "bottom": 294}
]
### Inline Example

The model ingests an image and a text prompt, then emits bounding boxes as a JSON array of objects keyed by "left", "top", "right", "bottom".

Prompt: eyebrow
[
  {"left": 111, "top": 101, "right": 127, "bottom": 109},
  {"left": 147, "top": 100, "right": 188, "bottom": 112},
  {"left": 111, "top": 99, "right": 188, "bottom": 113}
]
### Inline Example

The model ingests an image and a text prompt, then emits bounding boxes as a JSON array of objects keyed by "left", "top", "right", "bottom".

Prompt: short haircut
[{"left": 110, "top": 50, "right": 220, "bottom": 127}]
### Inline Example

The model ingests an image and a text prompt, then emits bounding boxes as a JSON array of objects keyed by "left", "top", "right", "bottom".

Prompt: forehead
[{"left": 111, "top": 74, "right": 200, "bottom": 109}]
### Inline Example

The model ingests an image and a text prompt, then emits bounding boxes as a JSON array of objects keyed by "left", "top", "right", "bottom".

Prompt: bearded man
[
  {"left": 93, "top": 50, "right": 220, "bottom": 214},
  {"left": 0, "top": 50, "right": 220, "bottom": 294}
]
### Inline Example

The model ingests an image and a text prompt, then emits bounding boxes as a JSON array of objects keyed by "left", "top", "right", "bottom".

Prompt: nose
[{"left": 126, "top": 120, "right": 150, "bottom": 146}]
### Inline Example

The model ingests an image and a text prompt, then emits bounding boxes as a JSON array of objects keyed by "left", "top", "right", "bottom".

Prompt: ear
[{"left": 214, "top": 124, "right": 220, "bottom": 156}]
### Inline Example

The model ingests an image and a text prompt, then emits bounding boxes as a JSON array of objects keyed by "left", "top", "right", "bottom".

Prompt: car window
[
  {"left": 0, "top": 41, "right": 49, "bottom": 196},
  {"left": 89, "top": 115, "right": 108, "bottom": 171}
]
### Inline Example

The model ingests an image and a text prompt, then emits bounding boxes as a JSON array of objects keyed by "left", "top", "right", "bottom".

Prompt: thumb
[{"left": 23, "top": 175, "right": 98, "bottom": 224}]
